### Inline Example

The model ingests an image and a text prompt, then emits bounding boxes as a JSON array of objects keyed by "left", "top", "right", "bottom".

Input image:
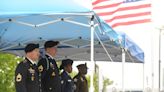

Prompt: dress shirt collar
[{"left": 26, "top": 57, "right": 37, "bottom": 65}]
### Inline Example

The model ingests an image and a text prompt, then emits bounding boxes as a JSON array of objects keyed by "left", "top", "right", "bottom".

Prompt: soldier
[
  {"left": 15, "top": 43, "right": 40, "bottom": 92},
  {"left": 38, "top": 40, "right": 61, "bottom": 92},
  {"left": 60, "top": 59, "right": 75, "bottom": 92},
  {"left": 73, "top": 63, "right": 88, "bottom": 92}
]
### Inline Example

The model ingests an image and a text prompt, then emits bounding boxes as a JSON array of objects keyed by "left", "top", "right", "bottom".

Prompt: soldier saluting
[
  {"left": 15, "top": 43, "right": 40, "bottom": 92},
  {"left": 38, "top": 40, "right": 61, "bottom": 92}
]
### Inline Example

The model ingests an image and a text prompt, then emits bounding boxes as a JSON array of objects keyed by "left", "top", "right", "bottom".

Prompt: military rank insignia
[
  {"left": 16, "top": 73, "right": 22, "bottom": 82},
  {"left": 52, "top": 72, "right": 56, "bottom": 76},
  {"left": 50, "top": 62, "right": 54, "bottom": 69},
  {"left": 38, "top": 65, "right": 43, "bottom": 72},
  {"left": 67, "top": 79, "right": 72, "bottom": 82},
  {"left": 74, "top": 78, "right": 78, "bottom": 82},
  {"left": 28, "top": 68, "right": 35, "bottom": 74},
  {"left": 61, "top": 80, "right": 64, "bottom": 84},
  {"left": 31, "top": 74, "right": 34, "bottom": 81},
  {"left": 28, "top": 68, "right": 35, "bottom": 81}
]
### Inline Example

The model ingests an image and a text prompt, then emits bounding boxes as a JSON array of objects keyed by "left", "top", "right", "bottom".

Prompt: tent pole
[
  {"left": 122, "top": 48, "right": 125, "bottom": 92},
  {"left": 159, "top": 29, "right": 162, "bottom": 92},
  {"left": 90, "top": 15, "right": 95, "bottom": 92},
  {"left": 143, "top": 63, "right": 145, "bottom": 92}
]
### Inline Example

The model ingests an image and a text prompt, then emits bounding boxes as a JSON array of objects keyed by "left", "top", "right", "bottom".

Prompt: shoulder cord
[{"left": 45, "top": 57, "right": 50, "bottom": 70}]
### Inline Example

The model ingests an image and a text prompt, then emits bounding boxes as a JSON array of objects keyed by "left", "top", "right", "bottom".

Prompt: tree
[{"left": 0, "top": 53, "right": 22, "bottom": 92}]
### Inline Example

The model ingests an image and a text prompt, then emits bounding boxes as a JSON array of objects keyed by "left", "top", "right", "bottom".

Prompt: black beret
[
  {"left": 60, "top": 59, "right": 73, "bottom": 70},
  {"left": 25, "top": 43, "right": 39, "bottom": 53},
  {"left": 77, "top": 63, "right": 88, "bottom": 69},
  {"left": 44, "top": 40, "right": 59, "bottom": 48}
]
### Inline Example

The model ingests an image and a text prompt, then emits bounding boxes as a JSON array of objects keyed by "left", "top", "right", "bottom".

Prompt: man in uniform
[
  {"left": 73, "top": 63, "right": 88, "bottom": 92},
  {"left": 15, "top": 43, "right": 40, "bottom": 92},
  {"left": 60, "top": 59, "right": 75, "bottom": 92},
  {"left": 38, "top": 40, "right": 61, "bottom": 92}
]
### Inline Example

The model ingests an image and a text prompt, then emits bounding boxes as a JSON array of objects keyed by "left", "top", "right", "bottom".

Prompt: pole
[
  {"left": 90, "top": 15, "right": 95, "bottom": 92},
  {"left": 122, "top": 48, "right": 125, "bottom": 92},
  {"left": 143, "top": 63, "right": 145, "bottom": 92},
  {"left": 151, "top": 30, "right": 154, "bottom": 92},
  {"left": 159, "top": 29, "right": 161, "bottom": 92}
]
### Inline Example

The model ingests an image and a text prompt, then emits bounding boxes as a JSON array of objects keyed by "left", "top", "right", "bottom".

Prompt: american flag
[{"left": 92, "top": 0, "right": 151, "bottom": 28}]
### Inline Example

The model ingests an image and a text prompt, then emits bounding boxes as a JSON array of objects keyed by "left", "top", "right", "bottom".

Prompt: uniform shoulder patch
[{"left": 16, "top": 73, "right": 22, "bottom": 82}]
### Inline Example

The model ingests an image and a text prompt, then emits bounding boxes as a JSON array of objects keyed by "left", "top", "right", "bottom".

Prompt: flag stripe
[
  {"left": 92, "top": 0, "right": 108, "bottom": 5},
  {"left": 111, "top": 19, "right": 151, "bottom": 27},
  {"left": 92, "top": 0, "right": 151, "bottom": 28},
  {"left": 105, "top": 12, "right": 151, "bottom": 23},
  {"left": 93, "top": 2, "right": 122, "bottom": 9},
  {"left": 94, "top": 6, "right": 150, "bottom": 16},
  {"left": 108, "top": 15, "right": 151, "bottom": 26},
  {"left": 94, "top": 4, "right": 151, "bottom": 16}
]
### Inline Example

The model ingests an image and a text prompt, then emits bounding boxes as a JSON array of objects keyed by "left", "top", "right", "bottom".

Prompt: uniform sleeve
[
  {"left": 61, "top": 73, "right": 68, "bottom": 92},
  {"left": 15, "top": 63, "right": 27, "bottom": 92},
  {"left": 38, "top": 58, "right": 47, "bottom": 79},
  {"left": 61, "top": 79, "right": 66, "bottom": 92},
  {"left": 73, "top": 77, "right": 80, "bottom": 92}
]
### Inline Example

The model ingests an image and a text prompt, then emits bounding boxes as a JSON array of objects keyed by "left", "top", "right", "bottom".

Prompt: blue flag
[
  {"left": 118, "top": 31, "right": 144, "bottom": 62},
  {"left": 97, "top": 17, "right": 144, "bottom": 62}
]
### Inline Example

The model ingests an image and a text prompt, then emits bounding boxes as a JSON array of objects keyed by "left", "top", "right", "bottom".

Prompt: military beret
[
  {"left": 25, "top": 43, "right": 39, "bottom": 53},
  {"left": 77, "top": 63, "right": 88, "bottom": 69},
  {"left": 60, "top": 59, "right": 73, "bottom": 70},
  {"left": 44, "top": 40, "right": 59, "bottom": 48}
]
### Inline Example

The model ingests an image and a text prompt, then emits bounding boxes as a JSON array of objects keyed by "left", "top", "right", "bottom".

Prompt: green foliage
[
  {"left": 85, "top": 72, "right": 112, "bottom": 92},
  {"left": 102, "top": 77, "right": 113, "bottom": 92},
  {"left": 94, "top": 72, "right": 99, "bottom": 92},
  {"left": 0, "top": 53, "right": 22, "bottom": 92},
  {"left": 69, "top": 71, "right": 78, "bottom": 78}
]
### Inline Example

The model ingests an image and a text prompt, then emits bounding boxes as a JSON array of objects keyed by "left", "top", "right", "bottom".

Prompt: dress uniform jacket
[
  {"left": 15, "top": 58, "right": 40, "bottom": 92},
  {"left": 38, "top": 55, "right": 61, "bottom": 92},
  {"left": 73, "top": 74, "right": 88, "bottom": 92},
  {"left": 61, "top": 71, "right": 75, "bottom": 92}
]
